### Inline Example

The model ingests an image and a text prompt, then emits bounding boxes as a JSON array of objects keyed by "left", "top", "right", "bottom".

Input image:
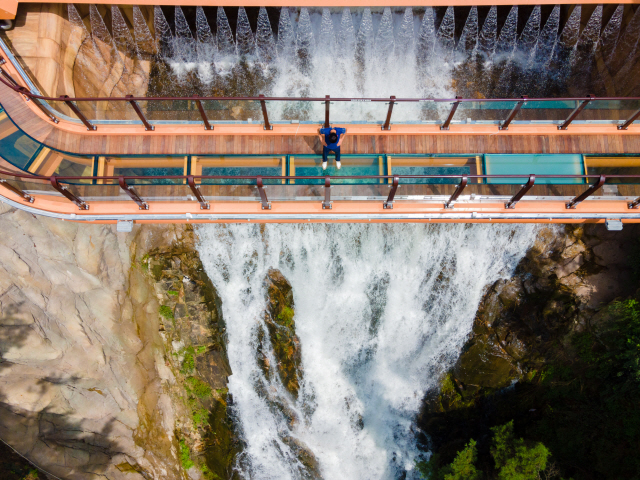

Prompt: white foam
[{"left": 196, "top": 223, "right": 539, "bottom": 479}]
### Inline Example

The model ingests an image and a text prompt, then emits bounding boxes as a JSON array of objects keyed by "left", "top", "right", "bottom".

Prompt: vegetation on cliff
[
  {"left": 138, "top": 226, "right": 240, "bottom": 480},
  {"left": 419, "top": 225, "right": 640, "bottom": 480}
]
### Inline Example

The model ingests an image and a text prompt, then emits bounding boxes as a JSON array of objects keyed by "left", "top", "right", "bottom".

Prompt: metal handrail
[
  {"left": 1, "top": 59, "right": 640, "bottom": 132},
  {"left": 2, "top": 169, "right": 637, "bottom": 211},
  {"left": 3, "top": 168, "right": 640, "bottom": 183}
]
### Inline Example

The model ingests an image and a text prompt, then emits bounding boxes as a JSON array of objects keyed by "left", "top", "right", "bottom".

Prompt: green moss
[
  {"left": 167, "top": 290, "right": 179, "bottom": 296},
  {"left": 277, "top": 306, "right": 295, "bottom": 328},
  {"left": 159, "top": 305, "right": 174, "bottom": 320},
  {"left": 186, "top": 377, "right": 212, "bottom": 399},
  {"left": 193, "top": 407, "right": 210, "bottom": 428},
  {"left": 196, "top": 345, "right": 207, "bottom": 355},
  {"left": 181, "top": 350, "right": 195, "bottom": 374},
  {"left": 179, "top": 439, "right": 194, "bottom": 470}
]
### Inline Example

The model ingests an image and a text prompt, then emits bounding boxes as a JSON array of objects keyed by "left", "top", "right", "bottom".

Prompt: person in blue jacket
[{"left": 318, "top": 126, "right": 347, "bottom": 170}]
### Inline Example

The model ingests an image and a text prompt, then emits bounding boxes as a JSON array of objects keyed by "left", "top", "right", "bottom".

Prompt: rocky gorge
[{"left": 0, "top": 207, "right": 636, "bottom": 480}]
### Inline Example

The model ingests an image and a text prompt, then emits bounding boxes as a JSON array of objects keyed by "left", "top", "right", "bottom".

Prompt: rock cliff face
[
  {"left": 419, "top": 223, "right": 640, "bottom": 460},
  {"left": 0, "top": 202, "right": 235, "bottom": 480}
]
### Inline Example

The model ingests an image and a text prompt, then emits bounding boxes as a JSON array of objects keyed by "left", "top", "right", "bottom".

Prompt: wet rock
[{"left": 260, "top": 269, "right": 303, "bottom": 398}]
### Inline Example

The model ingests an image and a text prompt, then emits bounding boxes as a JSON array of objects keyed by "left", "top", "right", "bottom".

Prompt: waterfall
[
  {"left": 154, "top": 6, "right": 173, "bottom": 58},
  {"left": 196, "top": 223, "right": 540, "bottom": 480},
  {"left": 478, "top": 6, "right": 497, "bottom": 61},
  {"left": 237, "top": 7, "right": 256, "bottom": 57},
  {"left": 217, "top": 7, "right": 236, "bottom": 58},
  {"left": 495, "top": 6, "right": 518, "bottom": 59},
  {"left": 601, "top": 5, "right": 624, "bottom": 65},
  {"left": 111, "top": 5, "right": 138, "bottom": 63},
  {"left": 397, "top": 7, "right": 415, "bottom": 60},
  {"left": 89, "top": 5, "right": 122, "bottom": 69},
  {"left": 436, "top": 7, "right": 455, "bottom": 57},
  {"left": 132, "top": 6, "right": 156, "bottom": 58},
  {"left": 277, "top": 7, "right": 296, "bottom": 61},
  {"left": 129, "top": 5, "right": 640, "bottom": 120},
  {"left": 455, "top": 6, "right": 478, "bottom": 58},
  {"left": 256, "top": 7, "right": 276, "bottom": 64}
]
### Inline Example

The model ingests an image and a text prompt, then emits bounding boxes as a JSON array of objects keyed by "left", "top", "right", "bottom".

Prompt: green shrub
[
  {"left": 417, "top": 441, "right": 481, "bottom": 480},
  {"left": 179, "top": 439, "right": 194, "bottom": 470},
  {"left": 159, "top": 305, "right": 174, "bottom": 320},
  {"left": 491, "top": 421, "right": 549, "bottom": 480}
]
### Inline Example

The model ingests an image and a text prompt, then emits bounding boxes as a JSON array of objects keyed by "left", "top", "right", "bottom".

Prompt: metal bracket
[
  {"left": 118, "top": 176, "right": 149, "bottom": 210},
  {"left": 382, "top": 96, "right": 395, "bottom": 131},
  {"left": 384, "top": 175, "right": 399, "bottom": 209},
  {"left": 322, "top": 176, "right": 332, "bottom": 209},
  {"left": 50, "top": 176, "right": 88, "bottom": 210},
  {"left": 259, "top": 94, "right": 273, "bottom": 130},
  {"left": 0, "top": 178, "right": 34, "bottom": 203},
  {"left": 566, "top": 175, "right": 605, "bottom": 209},
  {"left": 187, "top": 175, "right": 210, "bottom": 209},
  {"left": 194, "top": 97, "right": 213, "bottom": 131},
  {"left": 126, "top": 95, "right": 154, "bottom": 131},
  {"left": 444, "top": 176, "right": 468, "bottom": 208},
  {"left": 257, "top": 177, "right": 271, "bottom": 210},
  {"left": 558, "top": 95, "right": 595, "bottom": 130},
  {"left": 505, "top": 174, "right": 535, "bottom": 209},
  {"left": 441, "top": 96, "right": 462, "bottom": 131},
  {"left": 499, "top": 96, "right": 527, "bottom": 131},
  {"left": 61, "top": 95, "right": 96, "bottom": 131}
]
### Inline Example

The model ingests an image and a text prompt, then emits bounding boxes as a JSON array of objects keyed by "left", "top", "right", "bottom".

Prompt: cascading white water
[{"left": 196, "top": 223, "right": 540, "bottom": 479}]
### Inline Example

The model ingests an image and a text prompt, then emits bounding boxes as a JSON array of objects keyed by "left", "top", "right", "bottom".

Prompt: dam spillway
[{"left": 61, "top": 4, "right": 640, "bottom": 122}]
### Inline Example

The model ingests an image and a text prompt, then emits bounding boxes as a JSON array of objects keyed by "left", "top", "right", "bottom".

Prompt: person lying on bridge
[{"left": 318, "top": 126, "right": 347, "bottom": 170}]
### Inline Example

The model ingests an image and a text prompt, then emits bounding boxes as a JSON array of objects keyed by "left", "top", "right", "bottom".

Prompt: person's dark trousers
[{"left": 322, "top": 146, "right": 341, "bottom": 163}]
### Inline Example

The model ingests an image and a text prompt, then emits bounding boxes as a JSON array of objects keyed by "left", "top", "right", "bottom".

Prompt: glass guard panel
[
  {"left": 199, "top": 99, "right": 261, "bottom": 122},
  {"left": 145, "top": 99, "right": 201, "bottom": 122},
  {"left": 453, "top": 100, "right": 515, "bottom": 123},
  {"left": 0, "top": 109, "right": 40, "bottom": 169},
  {"left": 2, "top": 177, "right": 59, "bottom": 195},
  {"left": 583, "top": 99, "right": 640, "bottom": 122},
  {"left": 266, "top": 100, "right": 316, "bottom": 123},
  {"left": 331, "top": 100, "right": 387, "bottom": 125},
  {"left": 386, "top": 101, "right": 423, "bottom": 125},
  {"left": 520, "top": 100, "right": 576, "bottom": 122}
]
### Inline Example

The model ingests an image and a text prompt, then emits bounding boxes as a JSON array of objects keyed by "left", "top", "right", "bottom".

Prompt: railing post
[
  {"left": 259, "top": 94, "right": 272, "bottom": 131},
  {"left": 566, "top": 175, "right": 605, "bottom": 209},
  {"left": 618, "top": 107, "right": 640, "bottom": 130},
  {"left": 50, "top": 176, "right": 88, "bottom": 210},
  {"left": 444, "top": 175, "right": 468, "bottom": 208},
  {"left": 257, "top": 176, "right": 271, "bottom": 210},
  {"left": 322, "top": 176, "right": 332, "bottom": 209},
  {"left": 499, "top": 96, "right": 527, "bottom": 131},
  {"left": 0, "top": 64, "right": 20, "bottom": 88},
  {"left": 61, "top": 95, "right": 96, "bottom": 131},
  {"left": 382, "top": 96, "right": 396, "bottom": 131},
  {"left": 324, "top": 95, "right": 330, "bottom": 128},
  {"left": 0, "top": 178, "right": 34, "bottom": 203},
  {"left": 194, "top": 97, "right": 212, "bottom": 131},
  {"left": 384, "top": 175, "right": 399, "bottom": 209},
  {"left": 187, "top": 175, "right": 210, "bottom": 209},
  {"left": 118, "top": 176, "right": 149, "bottom": 210},
  {"left": 126, "top": 95, "right": 154, "bottom": 131},
  {"left": 441, "top": 96, "right": 462, "bottom": 131},
  {"left": 558, "top": 95, "right": 595, "bottom": 130},
  {"left": 505, "top": 174, "right": 535, "bottom": 209}
]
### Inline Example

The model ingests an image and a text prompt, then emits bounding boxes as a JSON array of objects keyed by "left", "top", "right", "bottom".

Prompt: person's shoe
[
  {"left": 322, "top": 161, "right": 327, "bottom": 170},
  {"left": 336, "top": 162, "right": 341, "bottom": 170}
]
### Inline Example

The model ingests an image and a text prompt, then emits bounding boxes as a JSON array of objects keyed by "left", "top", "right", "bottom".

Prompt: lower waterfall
[{"left": 196, "top": 223, "right": 540, "bottom": 479}]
